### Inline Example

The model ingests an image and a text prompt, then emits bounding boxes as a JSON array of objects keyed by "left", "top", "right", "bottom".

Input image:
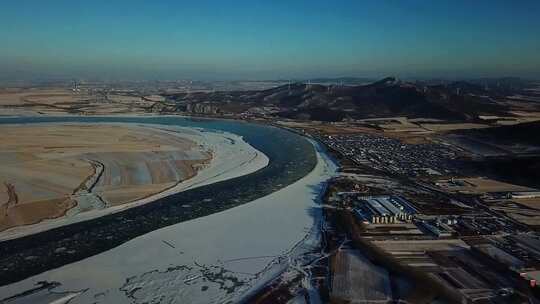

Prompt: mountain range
[{"left": 162, "top": 77, "right": 538, "bottom": 122}]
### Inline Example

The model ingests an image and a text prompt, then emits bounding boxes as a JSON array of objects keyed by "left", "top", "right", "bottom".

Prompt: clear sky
[{"left": 1, "top": 0, "right": 539, "bottom": 80}]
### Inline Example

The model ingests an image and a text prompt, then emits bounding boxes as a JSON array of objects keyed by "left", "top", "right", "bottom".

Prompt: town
[{"left": 274, "top": 120, "right": 540, "bottom": 304}]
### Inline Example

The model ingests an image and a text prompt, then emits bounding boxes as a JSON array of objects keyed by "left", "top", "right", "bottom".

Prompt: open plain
[
  {"left": 0, "top": 87, "right": 162, "bottom": 115},
  {"left": 0, "top": 123, "right": 211, "bottom": 231}
]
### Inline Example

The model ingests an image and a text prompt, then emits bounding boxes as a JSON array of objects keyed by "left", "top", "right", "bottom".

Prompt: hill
[{"left": 163, "top": 77, "right": 537, "bottom": 122}]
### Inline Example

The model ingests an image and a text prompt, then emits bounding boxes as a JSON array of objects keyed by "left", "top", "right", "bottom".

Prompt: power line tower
[{"left": 71, "top": 79, "right": 80, "bottom": 93}]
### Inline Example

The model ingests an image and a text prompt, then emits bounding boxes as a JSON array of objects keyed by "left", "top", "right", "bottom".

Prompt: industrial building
[
  {"left": 354, "top": 196, "right": 416, "bottom": 224},
  {"left": 417, "top": 219, "right": 454, "bottom": 238}
]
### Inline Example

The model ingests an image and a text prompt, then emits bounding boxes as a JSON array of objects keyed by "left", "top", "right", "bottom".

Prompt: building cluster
[
  {"left": 320, "top": 133, "right": 457, "bottom": 176},
  {"left": 454, "top": 214, "right": 519, "bottom": 235},
  {"left": 417, "top": 217, "right": 456, "bottom": 238},
  {"left": 330, "top": 180, "right": 539, "bottom": 302},
  {"left": 185, "top": 102, "right": 220, "bottom": 114}
]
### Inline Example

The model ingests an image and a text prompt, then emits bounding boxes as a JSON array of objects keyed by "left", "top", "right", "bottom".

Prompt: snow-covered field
[
  {"left": 0, "top": 124, "right": 269, "bottom": 241},
  {"left": 0, "top": 140, "right": 338, "bottom": 304}
]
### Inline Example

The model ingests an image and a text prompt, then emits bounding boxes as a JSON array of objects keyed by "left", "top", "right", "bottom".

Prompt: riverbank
[
  {"left": 0, "top": 123, "right": 210, "bottom": 232},
  {"left": 0, "top": 123, "right": 268, "bottom": 241}
]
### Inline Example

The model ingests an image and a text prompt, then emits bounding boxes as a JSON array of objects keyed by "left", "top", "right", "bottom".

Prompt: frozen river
[{"left": 0, "top": 116, "right": 337, "bottom": 303}]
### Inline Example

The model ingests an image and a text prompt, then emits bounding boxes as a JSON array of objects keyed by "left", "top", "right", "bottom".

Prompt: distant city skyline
[{"left": 1, "top": 0, "right": 539, "bottom": 80}]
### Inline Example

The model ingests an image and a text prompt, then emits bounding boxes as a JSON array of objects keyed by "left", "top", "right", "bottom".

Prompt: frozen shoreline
[
  {"left": 0, "top": 123, "right": 269, "bottom": 241},
  {"left": 0, "top": 138, "right": 338, "bottom": 304}
]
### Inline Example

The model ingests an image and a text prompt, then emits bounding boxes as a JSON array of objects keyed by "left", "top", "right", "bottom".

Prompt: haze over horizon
[{"left": 1, "top": 0, "right": 540, "bottom": 81}]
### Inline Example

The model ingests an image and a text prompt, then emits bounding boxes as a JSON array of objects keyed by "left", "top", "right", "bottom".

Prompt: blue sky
[{"left": 1, "top": 0, "right": 539, "bottom": 80}]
